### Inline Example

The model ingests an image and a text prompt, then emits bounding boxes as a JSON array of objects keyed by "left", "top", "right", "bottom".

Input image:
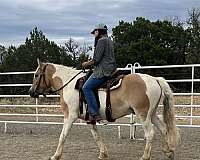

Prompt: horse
[{"left": 29, "top": 60, "right": 181, "bottom": 160}]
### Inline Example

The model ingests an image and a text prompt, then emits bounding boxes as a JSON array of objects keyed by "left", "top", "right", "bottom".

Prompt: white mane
[{"left": 50, "top": 63, "right": 82, "bottom": 83}]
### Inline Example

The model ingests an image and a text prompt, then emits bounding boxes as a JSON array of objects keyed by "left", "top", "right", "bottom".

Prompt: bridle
[
  {"left": 35, "top": 64, "right": 83, "bottom": 95},
  {"left": 35, "top": 64, "right": 50, "bottom": 96}
]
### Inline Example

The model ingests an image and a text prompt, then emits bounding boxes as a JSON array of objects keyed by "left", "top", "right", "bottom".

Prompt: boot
[{"left": 86, "top": 113, "right": 102, "bottom": 124}]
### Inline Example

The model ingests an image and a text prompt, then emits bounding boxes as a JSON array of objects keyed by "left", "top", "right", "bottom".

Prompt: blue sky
[{"left": 0, "top": 0, "right": 199, "bottom": 47}]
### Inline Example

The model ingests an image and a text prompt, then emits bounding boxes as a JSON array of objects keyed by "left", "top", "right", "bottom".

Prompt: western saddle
[{"left": 75, "top": 69, "right": 131, "bottom": 122}]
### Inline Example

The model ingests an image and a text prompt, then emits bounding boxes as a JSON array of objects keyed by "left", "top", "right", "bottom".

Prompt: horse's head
[{"left": 29, "top": 59, "right": 55, "bottom": 98}]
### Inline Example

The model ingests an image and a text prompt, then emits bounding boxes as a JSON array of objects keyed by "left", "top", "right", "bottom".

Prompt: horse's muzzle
[{"left": 29, "top": 87, "right": 39, "bottom": 98}]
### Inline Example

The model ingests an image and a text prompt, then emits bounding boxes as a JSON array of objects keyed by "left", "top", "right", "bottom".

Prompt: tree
[
  {"left": 112, "top": 17, "right": 188, "bottom": 67},
  {"left": 76, "top": 43, "right": 91, "bottom": 69},
  {"left": 186, "top": 8, "right": 200, "bottom": 64},
  {"left": 1, "top": 27, "right": 73, "bottom": 72},
  {"left": 0, "top": 45, "right": 7, "bottom": 64},
  {"left": 0, "top": 27, "right": 74, "bottom": 94},
  {"left": 64, "top": 39, "right": 91, "bottom": 68},
  {"left": 64, "top": 38, "right": 79, "bottom": 67},
  {"left": 112, "top": 17, "right": 191, "bottom": 93}
]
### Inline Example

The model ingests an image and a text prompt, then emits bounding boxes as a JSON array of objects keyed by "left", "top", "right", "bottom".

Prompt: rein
[
  {"left": 36, "top": 64, "right": 83, "bottom": 95},
  {"left": 48, "top": 70, "right": 83, "bottom": 94}
]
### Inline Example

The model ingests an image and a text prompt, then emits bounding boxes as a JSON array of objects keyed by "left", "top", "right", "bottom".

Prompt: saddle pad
[
  {"left": 110, "top": 78, "right": 123, "bottom": 90},
  {"left": 98, "top": 78, "right": 123, "bottom": 91}
]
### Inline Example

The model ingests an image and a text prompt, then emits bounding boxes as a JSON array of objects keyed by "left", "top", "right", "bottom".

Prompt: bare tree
[
  {"left": 64, "top": 38, "right": 79, "bottom": 67},
  {"left": 78, "top": 43, "right": 92, "bottom": 55}
]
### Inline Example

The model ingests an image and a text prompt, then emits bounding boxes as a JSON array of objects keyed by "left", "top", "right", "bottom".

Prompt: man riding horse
[
  {"left": 82, "top": 23, "right": 116, "bottom": 123},
  {"left": 29, "top": 24, "right": 180, "bottom": 160}
]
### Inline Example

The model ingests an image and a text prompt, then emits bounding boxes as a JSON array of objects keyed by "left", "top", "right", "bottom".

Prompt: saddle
[{"left": 75, "top": 69, "right": 131, "bottom": 122}]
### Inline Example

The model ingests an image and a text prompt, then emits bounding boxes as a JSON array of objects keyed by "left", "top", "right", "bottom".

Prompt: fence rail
[{"left": 1, "top": 63, "right": 200, "bottom": 139}]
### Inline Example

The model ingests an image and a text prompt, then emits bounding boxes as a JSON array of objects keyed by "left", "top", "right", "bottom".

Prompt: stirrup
[{"left": 86, "top": 114, "right": 102, "bottom": 124}]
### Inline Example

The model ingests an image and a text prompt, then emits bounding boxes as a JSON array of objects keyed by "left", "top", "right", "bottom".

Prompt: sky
[{"left": 0, "top": 0, "right": 199, "bottom": 47}]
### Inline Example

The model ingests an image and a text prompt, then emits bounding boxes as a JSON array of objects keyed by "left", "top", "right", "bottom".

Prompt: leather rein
[{"left": 35, "top": 64, "right": 83, "bottom": 95}]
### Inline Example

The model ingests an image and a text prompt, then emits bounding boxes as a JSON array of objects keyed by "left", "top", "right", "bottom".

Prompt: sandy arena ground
[{"left": 0, "top": 123, "right": 200, "bottom": 160}]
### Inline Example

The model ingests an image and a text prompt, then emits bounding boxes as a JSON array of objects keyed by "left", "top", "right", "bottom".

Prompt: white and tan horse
[{"left": 29, "top": 61, "right": 180, "bottom": 160}]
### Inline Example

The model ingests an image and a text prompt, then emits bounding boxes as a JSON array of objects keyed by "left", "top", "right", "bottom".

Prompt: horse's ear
[{"left": 37, "top": 58, "right": 42, "bottom": 67}]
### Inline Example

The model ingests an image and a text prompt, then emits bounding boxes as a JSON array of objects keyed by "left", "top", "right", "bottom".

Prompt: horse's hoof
[
  {"left": 98, "top": 153, "right": 109, "bottom": 160},
  {"left": 139, "top": 157, "right": 151, "bottom": 160},
  {"left": 98, "top": 157, "right": 109, "bottom": 160},
  {"left": 166, "top": 151, "right": 174, "bottom": 160},
  {"left": 98, "top": 156, "right": 109, "bottom": 160},
  {"left": 50, "top": 155, "right": 62, "bottom": 160},
  {"left": 48, "top": 156, "right": 58, "bottom": 160}
]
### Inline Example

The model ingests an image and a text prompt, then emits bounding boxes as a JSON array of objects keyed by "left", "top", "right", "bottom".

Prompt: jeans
[{"left": 82, "top": 73, "right": 110, "bottom": 115}]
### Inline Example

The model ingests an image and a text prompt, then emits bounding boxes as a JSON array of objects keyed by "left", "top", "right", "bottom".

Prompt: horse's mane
[{"left": 46, "top": 63, "right": 81, "bottom": 79}]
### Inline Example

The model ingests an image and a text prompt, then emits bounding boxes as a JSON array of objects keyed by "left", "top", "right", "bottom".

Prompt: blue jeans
[{"left": 82, "top": 73, "right": 110, "bottom": 115}]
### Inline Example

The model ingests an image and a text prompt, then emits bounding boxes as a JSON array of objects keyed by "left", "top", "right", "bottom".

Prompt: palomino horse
[{"left": 29, "top": 60, "right": 180, "bottom": 160}]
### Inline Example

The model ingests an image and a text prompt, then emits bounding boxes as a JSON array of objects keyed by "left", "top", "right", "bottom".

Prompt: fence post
[
  {"left": 190, "top": 66, "right": 194, "bottom": 125},
  {"left": 36, "top": 98, "right": 39, "bottom": 122},
  {"left": 128, "top": 63, "right": 138, "bottom": 139},
  {"left": 118, "top": 126, "right": 121, "bottom": 139},
  {"left": 130, "top": 114, "right": 136, "bottom": 139},
  {"left": 4, "top": 122, "right": 7, "bottom": 133}
]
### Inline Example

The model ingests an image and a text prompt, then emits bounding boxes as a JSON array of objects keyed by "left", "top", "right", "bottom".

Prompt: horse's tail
[{"left": 156, "top": 77, "right": 181, "bottom": 149}]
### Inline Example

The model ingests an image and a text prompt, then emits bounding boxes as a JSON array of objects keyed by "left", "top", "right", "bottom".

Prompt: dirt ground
[{"left": 0, "top": 124, "right": 200, "bottom": 160}]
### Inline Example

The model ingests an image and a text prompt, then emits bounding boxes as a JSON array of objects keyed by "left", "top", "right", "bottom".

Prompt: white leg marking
[
  {"left": 50, "top": 115, "right": 78, "bottom": 160},
  {"left": 141, "top": 118, "right": 154, "bottom": 160},
  {"left": 90, "top": 125, "right": 108, "bottom": 160}
]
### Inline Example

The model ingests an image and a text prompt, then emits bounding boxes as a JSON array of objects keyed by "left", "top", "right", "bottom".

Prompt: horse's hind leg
[
  {"left": 90, "top": 124, "right": 108, "bottom": 160},
  {"left": 139, "top": 115, "right": 155, "bottom": 160},
  {"left": 152, "top": 114, "right": 175, "bottom": 160},
  {"left": 49, "top": 114, "right": 78, "bottom": 160}
]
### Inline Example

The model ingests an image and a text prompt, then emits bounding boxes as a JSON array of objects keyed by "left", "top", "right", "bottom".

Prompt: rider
[{"left": 82, "top": 23, "right": 116, "bottom": 122}]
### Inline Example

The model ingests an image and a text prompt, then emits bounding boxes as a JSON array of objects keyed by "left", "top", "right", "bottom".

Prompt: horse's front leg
[
  {"left": 49, "top": 115, "right": 78, "bottom": 160},
  {"left": 90, "top": 124, "right": 108, "bottom": 160}
]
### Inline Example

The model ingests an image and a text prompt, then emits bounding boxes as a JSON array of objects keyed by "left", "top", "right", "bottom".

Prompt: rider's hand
[
  {"left": 82, "top": 62, "right": 89, "bottom": 68},
  {"left": 82, "top": 60, "right": 94, "bottom": 68}
]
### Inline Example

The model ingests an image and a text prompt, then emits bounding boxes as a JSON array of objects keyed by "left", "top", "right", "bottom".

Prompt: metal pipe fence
[{"left": 0, "top": 63, "right": 200, "bottom": 139}]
